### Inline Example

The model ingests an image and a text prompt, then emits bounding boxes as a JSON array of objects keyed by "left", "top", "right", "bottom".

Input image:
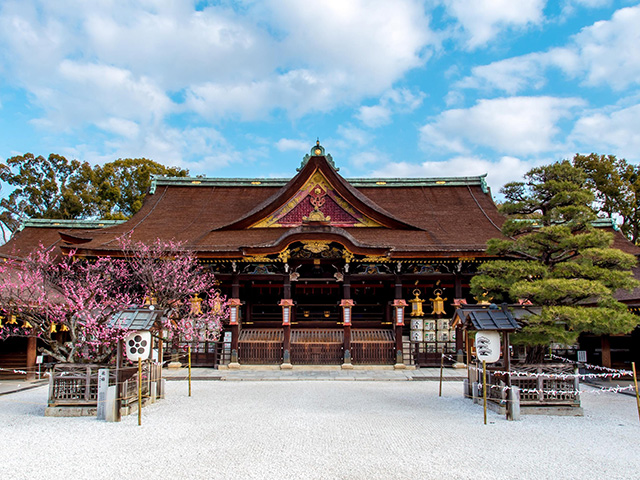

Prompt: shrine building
[{"left": 23, "top": 142, "right": 502, "bottom": 369}]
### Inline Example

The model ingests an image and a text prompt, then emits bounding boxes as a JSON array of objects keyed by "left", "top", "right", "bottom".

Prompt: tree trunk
[{"left": 525, "top": 345, "right": 546, "bottom": 364}]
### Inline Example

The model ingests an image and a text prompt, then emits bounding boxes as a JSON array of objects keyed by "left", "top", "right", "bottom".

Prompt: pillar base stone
[
  {"left": 341, "top": 363, "right": 354, "bottom": 370},
  {"left": 394, "top": 363, "right": 406, "bottom": 370},
  {"left": 167, "top": 362, "right": 182, "bottom": 369},
  {"left": 227, "top": 362, "right": 241, "bottom": 370},
  {"left": 280, "top": 363, "right": 293, "bottom": 370}
]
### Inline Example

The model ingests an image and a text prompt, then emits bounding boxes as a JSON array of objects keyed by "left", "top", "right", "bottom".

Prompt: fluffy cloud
[
  {"left": 571, "top": 102, "right": 640, "bottom": 161},
  {"left": 275, "top": 138, "right": 310, "bottom": 152},
  {"left": 456, "top": 4, "right": 640, "bottom": 93},
  {"left": 0, "top": 0, "right": 436, "bottom": 130},
  {"left": 442, "top": 0, "right": 546, "bottom": 49},
  {"left": 420, "top": 96, "right": 585, "bottom": 155},
  {"left": 357, "top": 88, "right": 426, "bottom": 127}
]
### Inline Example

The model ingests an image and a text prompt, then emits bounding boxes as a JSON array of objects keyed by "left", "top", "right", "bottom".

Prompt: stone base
[
  {"left": 341, "top": 363, "right": 354, "bottom": 370},
  {"left": 227, "top": 362, "right": 241, "bottom": 369},
  {"left": 280, "top": 363, "right": 293, "bottom": 370},
  {"left": 394, "top": 363, "right": 406, "bottom": 370},
  {"left": 453, "top": 362, "right": 467, "bottom": 369},
  {"left": 167, "top": 362, "right": 182, "bottom": 369},
  {"left": 45, "top": 406, "right": 97, "bottom": 417}
]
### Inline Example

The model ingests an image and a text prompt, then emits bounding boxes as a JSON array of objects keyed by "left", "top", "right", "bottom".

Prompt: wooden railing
[
  {"left": 351, "top": 330, "right": 395, "bottom": 365},
  {"left": 291, "top": 329, "right": 343, "bottom": 365},
  {"left": 404, "top": 341, "right": 458, "bottom": 367},
  {"left": 170, "top": 341, "right": 231, "bottom": 367},
  {"left": 47, "top": 362, "right": 161, "bottom": 407},
  {"left": 238, "top": 329, "right": 283, "bottom": 364},
  {"left": 469, "top": 363, "right": 581, "bottom": 408}
]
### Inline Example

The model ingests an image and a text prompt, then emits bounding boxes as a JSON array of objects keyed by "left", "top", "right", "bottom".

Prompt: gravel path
[{"left": 1, "top": 381, "right": 639, "bottom": 480}]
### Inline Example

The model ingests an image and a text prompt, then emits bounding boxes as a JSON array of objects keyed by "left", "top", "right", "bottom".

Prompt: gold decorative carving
[
  {"left": 342, "top": 250, "right": 354, "bottom": 263},
  {"left": 277, "top": 249, "right": 290, "bottom": 263},
  {"left": 244, "top": 255, "right": 273, "bottom": 262},
  {"left": 303, "top": 241, "right": 331, "bottom": 254},
  {"left": 360, "top": 255, "right": 388, "bottom": 263}
]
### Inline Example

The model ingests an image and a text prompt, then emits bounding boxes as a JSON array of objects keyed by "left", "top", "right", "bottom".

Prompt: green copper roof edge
[
  {"left": 18, "top": 219, "right": 127, "bottom": 231},
  {"left": 149, "top": 174, "right": 490, "bottom": 193}
]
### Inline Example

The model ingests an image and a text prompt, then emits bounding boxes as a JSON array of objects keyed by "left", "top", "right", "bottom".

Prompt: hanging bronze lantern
[
  {"left": 409, "top": 289, "right": 425, "bottom": 317},
  {"left": 430, "top": 289, "right": 448, "bottom": 315}
]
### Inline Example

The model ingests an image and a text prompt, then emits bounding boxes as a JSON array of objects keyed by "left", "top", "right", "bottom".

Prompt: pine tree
[{"left": 471, "top": 161, "right": 639, "bottom": 363}]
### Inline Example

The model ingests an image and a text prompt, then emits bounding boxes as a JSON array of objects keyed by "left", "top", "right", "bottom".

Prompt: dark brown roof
[
  {"left": 0, "top": 219, "right": 125, "bottom": 259},
  {"left": 57, "top": 155, "right": 505, "bottom": 258}
]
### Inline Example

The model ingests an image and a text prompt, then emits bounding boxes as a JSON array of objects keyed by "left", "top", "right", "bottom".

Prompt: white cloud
[
  {"left": 0, "top": 0, "right": 436, "bottom": 129},
  {"left": 350, "top": 151, "right": 388, "bottom": 169},
  {"left": 455, "top": 4, "right": 640, "bottom": 94},
  {"left": 571, "top": 102, "right": 640, "bottom": 161},
  {"left": 420, "top": 96, "right": 585, "bottom": 155},
  {"left": 275, "top": 139, "right": 310, "bottom": 152},
  {"left": 337, "top": 125, "right": 371, "bottom": 148},
  {"left": 356, "top": 88, "right": 425, "bottom": 127},
  {"left": 442, "top": 0, "right": 546, "bottom": 49},
  {"left": 370, "top": 155, "right": 541, "bottom": 194}
]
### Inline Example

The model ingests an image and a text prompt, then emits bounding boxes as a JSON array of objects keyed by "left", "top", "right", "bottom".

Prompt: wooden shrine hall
[{"left": 4, "top": 142, "right": 508, "bottom": 368}]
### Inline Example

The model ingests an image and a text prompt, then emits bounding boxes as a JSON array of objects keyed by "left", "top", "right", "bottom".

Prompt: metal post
[
  {"left": 137, "top": 358, "right": 142, "bottom": 426},
  {"left": 633, "top": 362, "right": 640, "bottom": 424},
  {"left": 482, "top": 360, "right": 487, "bottom": 425},
  {"left": 439, "top": 352, "right": 444, "bottom": 397},
  {"left": 188, "top": 346, "right": 192, "bottom": 397}
]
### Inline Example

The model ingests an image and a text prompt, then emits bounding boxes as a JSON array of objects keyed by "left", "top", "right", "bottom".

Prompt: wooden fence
[
  {"left": 47, "top": 362, "right": 161, "bottom": 408},
  {"left": 351, "top": 330, "right": 395, "bottom": 365},
  {"left": 469, "top": 363, "right": 581, "bottom": 408},
  {"left": 291, "top": 330, "right": 343, "bottom": 365},
  {"left": 238, "top": 329, "right": 283, "bottom": 364}
]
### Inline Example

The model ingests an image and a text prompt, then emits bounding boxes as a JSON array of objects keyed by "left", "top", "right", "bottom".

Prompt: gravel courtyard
[{"left": 1, "top": 380, "right": 639, "bottom": 480}]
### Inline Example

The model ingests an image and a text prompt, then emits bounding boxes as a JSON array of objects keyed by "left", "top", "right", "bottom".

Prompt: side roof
[{"left": 0, "top": 219, "right": 125, "bottom": 259}]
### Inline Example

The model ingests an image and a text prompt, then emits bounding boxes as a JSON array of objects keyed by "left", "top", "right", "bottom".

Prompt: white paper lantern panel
[{"left": 124, "top": 331, "right": 152, "bottom": 361}]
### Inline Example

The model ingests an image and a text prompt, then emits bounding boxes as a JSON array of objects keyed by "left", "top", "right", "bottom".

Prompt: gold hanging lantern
[
  {"left": 22, "top": 320, "right": 33, "bottom": 329},
  {"left": 61, "top": 324, "right": 69, "bottom": 332},
  {"left": 8, "top": 315, "right": 17, "bottom": 325},
  {"left": 429, "top": 289, "right": 448, "bottom": 315},
  {"left": 409, "top": 289, "right": 425, "bottom": 317},
  {"left": 50, "top": 323, "right": 57, "bottom": 333},
  {"left": 212, "top": 289, "right": 223, "bottom": 314},
  {"left": 190, "top": 294, "right": 203, "bottom": 315}
]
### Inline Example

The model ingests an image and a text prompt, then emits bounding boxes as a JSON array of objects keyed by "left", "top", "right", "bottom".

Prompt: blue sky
[{"left": 0, "top": 0, "right": 639, "bottom": 194}]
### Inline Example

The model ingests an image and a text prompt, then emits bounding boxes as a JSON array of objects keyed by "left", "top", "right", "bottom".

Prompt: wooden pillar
[
  {"left": 454, "top": 273, "right": 463, "bottom": 298},
  {"left": 343, "top": 275, "right": 351, "bottom": 299},
  {"left": 279, "top": 299, "right": 294, "bottom": 369},
  {"left": 392, "top": 299, "right": 408, "bottom": 369},
  {"left": 394, "top": 275, "right": 403, "bottom": 299},
  {"left": 26, "top": 337, "right": 37, "bottom": 380},
  {"left": 340, "top": 299, "right": 355, "bottom": 368},
  {"left": 228, "top": 298, "right": 242, "bottom": 368},
  {"left": 284, "top": 276, "right": 291, "bottom": 300},
  {"left": 601, "top": 335, "right": 612, "bottom": 368}
]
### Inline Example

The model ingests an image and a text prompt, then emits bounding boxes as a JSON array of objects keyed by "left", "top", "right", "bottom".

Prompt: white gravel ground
[{"left": 1, "top": 381, "right": 639, "bottom": 480}]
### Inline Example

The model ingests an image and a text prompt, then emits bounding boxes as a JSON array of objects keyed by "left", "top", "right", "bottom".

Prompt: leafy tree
[
  {"left": 573, "top": 153, "right": 640, "bottom": 243},
  {"left": 471, "top": 161, "right": 639, "bottom": 363},
  {"left": 82, "top": 158, "right": 188, "bottom": 220},
  {"left": 0, "top": 154, "right": 188, "bottom": 235},
  {"left": 0, "top": 154, "right": 92, "bottom": 233}
]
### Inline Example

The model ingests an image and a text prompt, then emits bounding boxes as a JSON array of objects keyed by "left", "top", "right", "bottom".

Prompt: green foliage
[
  {"left": 0, "top": 153, "right": 91, "bottom": 232},
  {"left": 0, "top": 154, "right": 188, "bottom": 232},
  {"left": 573, "top": 153, "right": 640, "bottom": 243},
  {"left": 471, "top": 160, "right": 639, "bottom": 350}
]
